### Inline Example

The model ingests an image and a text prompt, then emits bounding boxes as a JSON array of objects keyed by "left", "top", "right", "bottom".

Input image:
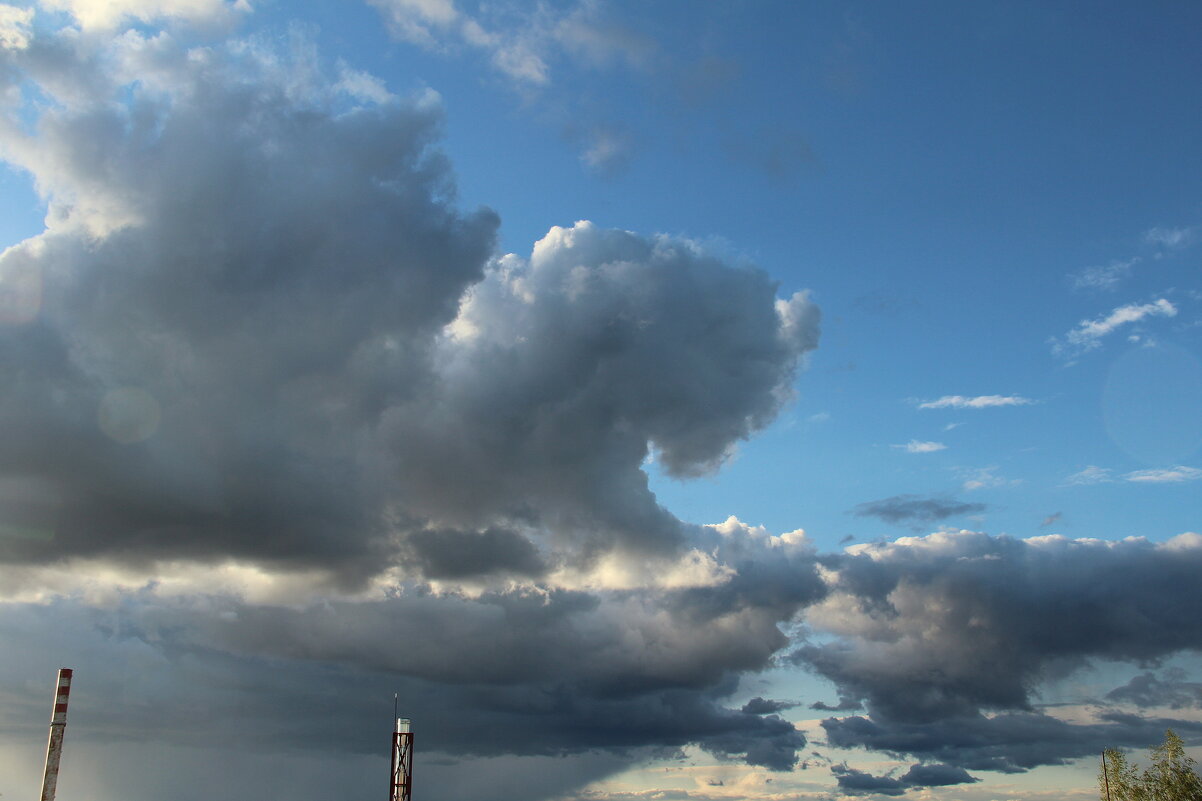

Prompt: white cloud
[
  {"left": 1145, "top": 225, "right": 1197, "bottom": 251},
  {"left": 367, "top": 0, "right": 653, "bottom": 87},
  {"left": 1124, "top": 466, "right": 1202, "bottom": 484},
  {"left": 894, "top": 439, "right": 946, "bottom": 453},
  {"left": 1054, "top": 298, "right": 1177, "bottom": 358},
  {"left": 1071, "top": 257, "right": 1140, "bottom": 291},
  {"left": 39, "top": 0, "right": 250, "bottom": 30},
  {"left": 918, "top": 394, "right": 1034, "bottom": 410},
  {"left": 960, "top": 466, "right": 1019, "bottom": 492},
  {"left": 0, "top": 4, "right": 33, "bottom": 50},
  {"left": 1063, "top": 466, "right": 1113, "bottom": 486}
]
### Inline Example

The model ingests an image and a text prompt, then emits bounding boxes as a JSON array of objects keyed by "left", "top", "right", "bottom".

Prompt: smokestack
[
  {"left": 389, "top": 711, "right": 413, "bottom": 801},
  {"left": 39, "top": 668, "right": 73, "bottom": 801}
]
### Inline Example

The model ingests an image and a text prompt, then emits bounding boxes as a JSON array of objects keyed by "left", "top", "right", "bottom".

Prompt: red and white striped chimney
[{"left": 39, "top": 668, "right": 73, "bottom": 801}]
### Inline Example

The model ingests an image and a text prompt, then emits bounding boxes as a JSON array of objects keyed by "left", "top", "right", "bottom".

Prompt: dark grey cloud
[
  {"left": 850, "top": 495, "right": 986, "bottom": 527},
  {"left": 831, "top": 764, "right": 907, "bottom": 796},
  {"left": 810, "top": 695, "right": 862, "bottom": 712},
  {"left": 899, "top": 762, "right": 979, "bottom": 787},
  {"left": 0, "top": 28, "right": 498, "bottom": 581},
  {"left": 0, "top": 22, "right": 817, "bottom": 580},
  {"left": 741, "top": 696, "right": 798, "bottom": 715},
  {"left": 403, "top": 527, "right": 548, "bottom": 579},
  {"left": 831, "top": 760, "right": 980, "bottom": 796},
  {"left": 799, "top": 531, "right": 1202, "bottom": 770},
  {"left": 1041, "top": 511, "right": 1063, "bottom": 528},
  {"left": 823, "top": 710, "right": 1202, "bottom": 774},
  {"left": 1106, "top": 670, "right": 1202, "bottom": 710}
]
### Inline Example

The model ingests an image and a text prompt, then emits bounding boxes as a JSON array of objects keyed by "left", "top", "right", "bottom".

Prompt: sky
[{"left": 0, "top": 1, "right": 1200, "bottom": 800}]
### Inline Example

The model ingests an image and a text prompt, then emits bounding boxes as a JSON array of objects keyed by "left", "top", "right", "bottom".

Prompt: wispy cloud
[
  {"left": 1125, "top": 466, "right": 1202, "bottom": 484},
  {"left": 1040, "top": 512, "right": 1062, "bottom": 528},
  {"left": 893, "top": 439, "right": 946, "bottom": 453},
  {"left": 960, "top": 466, "right": 1020, "bottom": 492},
  {"left": 367, "top": 0, "right": 654, "bottom": 87},
  {"left": 1053, "top": 298, "right": 1177, "bottom": 359},
  {"left": 1063, "top": 466, "right": 1112, "bottom": 485},
  {"left": 1145, "top": 225, "right": 1198, "bottom": 251},
  {"left": 1064, "top": 465, "right": 1201, "bottom": 485},
  {"left": 918, "top": 395, "right": 1034, "bottom": 410},
  {"left": 1071, "top": 257, "right": 1140, "bottom": 291}
]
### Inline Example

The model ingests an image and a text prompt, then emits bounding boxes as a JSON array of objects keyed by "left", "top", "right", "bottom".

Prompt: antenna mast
[
  {"left": 39, "top": 668, "right": 73, "bottom": 801},
  {"left": 389, "top": 702, "right": 414, "bottom": 801}
]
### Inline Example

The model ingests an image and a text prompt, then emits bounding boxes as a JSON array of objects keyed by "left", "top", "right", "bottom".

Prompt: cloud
[
  {"left": 0, "top": 25, "right": 499, "bottom": 580},
  {"left": 385, "top": 222, "right": 819, "bottom": 556},
  {"left": 917, "top": 395, "right": 1034, "bottom": 409},
  {"left": 831, "top": 761, "right": 980, "bottom": 795},
  {"left": 959, "top": 465, "right": 1019, "bottom": 492},
  {"left": 798, "top": 531, "right": 1202, "bottom": 770},
  {"left": 1053, "top": 298, "right": 1177, "bottom": 358},
  {"left": 893, "top": 439, "right": 946, "bottom": 453},
  {"left": 850, "top": 495, "right": 986, "bottom": 527},
  {"left": 1040, "top": 511, "right": 1062, "bottom": 528},
  {"left": 0, "top": 19, "right": 824, "bottom": 795},
  {"left": 39, "top": 0, "right": 250, "bottom": 30},
  {"left": 822, "top": 709, "right": 1202, "bottom": 774},
  {"left": 831, "top": 764, "right": 908, "bottom": 796},
  {"left": 1071, "top": 257, "right": 1140, "bottom": 291},
  {"left": 1106, "top": 670, "right": 1202, "bottom": 710},
  {"left": 1145, "top": 225, "right": 1197, "bottom": 251},
  {"left": 1064, "top": 466, "right": 1202, "bottom": 485},
  {"left": 740, "top": 696, "right": 798, "bottom": 715},
  {"left": 1064, "top": 465, "right": 1113, "bottom": 485},
  {"left": 1124, "top": 466, "right": 1202, "bottom": 483},
  {"left": 810, "top": 695, "right": 862, "bottom": 712},
  {"left": 0, "top": 4, "right": 33, "bottom": 50},
  {"left": 366, "top": 0, "right": 653, "bottom": 87},
  {"left": 6, "top": 13, "right": 1202, "bottom": 801}
]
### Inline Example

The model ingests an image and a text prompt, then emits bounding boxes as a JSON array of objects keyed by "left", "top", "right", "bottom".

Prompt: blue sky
[{"left": 0, "top": 2, "right": 1200, "bottom": 801}]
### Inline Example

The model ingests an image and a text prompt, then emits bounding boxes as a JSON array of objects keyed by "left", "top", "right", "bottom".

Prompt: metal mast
[
  {"left": 39, "top": 668, "right": 73, "bottom": 801},
  {"left": 389, "top": 705, "right": 414, "bottom": 801}
]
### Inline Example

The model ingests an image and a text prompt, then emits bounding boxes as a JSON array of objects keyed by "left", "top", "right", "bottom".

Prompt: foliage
[{"left": 1100, "top": 730, "right": 1202, "bottom": 801}]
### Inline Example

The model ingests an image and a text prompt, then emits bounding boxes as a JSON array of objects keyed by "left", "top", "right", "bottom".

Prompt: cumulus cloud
[
  {"left": 0, "top": 25, "right": 499, "bottom": 580},
  {"left": 382, "top": 222, "right": 818, "bottom": 557},
  {"left": 917, "top": 394, "right": 1034, "bottom": 409},
  {"left": 1053, "top": 298, "right": 1177, "bottom": 358},
  {"left": 850, "top": 495, "right": 985, "bottom": 527},
  {"left": 0, "top": 18, "right": 824, "bottom": 796},
  {"left": 798, "top": 531, "right": 1202, "bottom": 770}
]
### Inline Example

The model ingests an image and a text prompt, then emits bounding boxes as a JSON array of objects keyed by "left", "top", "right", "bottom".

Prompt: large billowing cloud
[{"left": 0, "top": 10, "right": 821, "bottom": 797}]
